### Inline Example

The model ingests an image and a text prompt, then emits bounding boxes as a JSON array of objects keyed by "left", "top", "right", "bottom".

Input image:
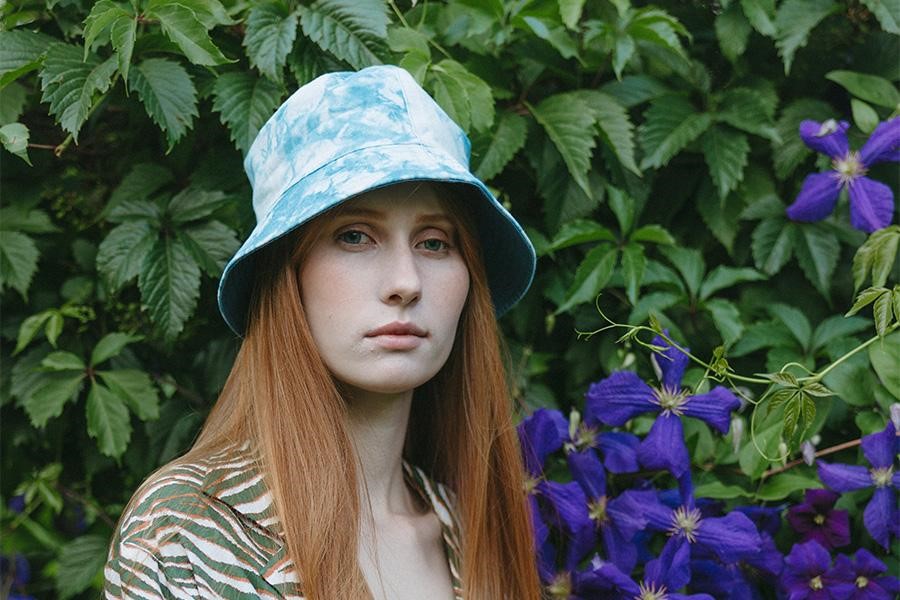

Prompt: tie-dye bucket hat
[{"left": 217, "top": 64, "right": 536, "bottom": 336}]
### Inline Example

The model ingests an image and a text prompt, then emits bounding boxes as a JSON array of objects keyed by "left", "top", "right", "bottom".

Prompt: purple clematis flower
[
  {"left": 816, "top": 421, "right": 900, "bottom": 549},
  {"left": 585, "top": 334, "right": 741, "bottom": 478},
  {"left": 786, "top": 117, "right": 899, "bottom": 233},
  {"left": 834, "top": 548, "right": 900, "bottom": 599},
  {"left": 787, "top": 489, "right": 851, "bottom": 550},
  {"left": 781, "top": 540, "right": 856, "bottom": 599}
]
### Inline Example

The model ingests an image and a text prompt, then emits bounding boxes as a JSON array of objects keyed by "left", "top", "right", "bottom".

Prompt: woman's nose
[{"left": 380, "top": 245, "right": 422, "bottom": 306}]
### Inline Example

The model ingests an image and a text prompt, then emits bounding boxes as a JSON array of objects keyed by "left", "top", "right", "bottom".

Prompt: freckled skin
[{"left": 299, "top": 183, "right": 470, "bottom": 397}]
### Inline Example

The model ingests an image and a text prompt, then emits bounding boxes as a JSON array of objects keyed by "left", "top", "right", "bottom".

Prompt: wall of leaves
[{"left": 0, "top": 0, "right": 897, "bottom": 597}]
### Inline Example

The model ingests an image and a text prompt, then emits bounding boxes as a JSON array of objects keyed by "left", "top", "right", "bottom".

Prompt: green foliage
[{"left": 3, "top": 1, "right": 898, "bottom": 596}]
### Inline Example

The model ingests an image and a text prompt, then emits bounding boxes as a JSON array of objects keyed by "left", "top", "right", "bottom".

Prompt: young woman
[{"left": 104, "top": 65, "right": 541, "bottom": 599}]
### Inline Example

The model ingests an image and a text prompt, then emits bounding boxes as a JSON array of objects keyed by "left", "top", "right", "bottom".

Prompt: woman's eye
[
  {"left": 420, "top": 238, "right": 449, "bottom": 252},
  {"left": 337, "top": 230, "right": 371, "bottom": 245}
]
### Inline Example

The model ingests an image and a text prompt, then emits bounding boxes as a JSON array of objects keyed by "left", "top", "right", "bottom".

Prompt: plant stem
[{"left": 803, "top": 323, "right": 899, "bottom": 382}]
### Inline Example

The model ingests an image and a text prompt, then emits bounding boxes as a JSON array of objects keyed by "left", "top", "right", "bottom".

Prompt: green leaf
[
  {"left": 39, "top": 44, "right": 117, "bottom": 141},
  {"left": 177, "top": 221, "right": 240, "bottom": 276},
  {"left": 96, "top": 221, "right": 157, "bottom": 292},
  {"left": 869, "top": 331, "right": 900, "bottom": 399},
  {"left": 128, "top": 58, "right": 199, "bottom": 151},
  {"left": 792, "top": 222, "right": 839, "bottom": 298},
  {"left": 522, "top": 16, "right": 579, "bottom": 60},
  {"left": 601, "top": 75, "right": 671, "bottom": 109},
  {"left": 731, "top": 320, "right": 798, "bottom": 356},
  {"left": 639, "top": 96, "right": 711, "bottom": 169},
  {"left": 701, "top": 126, "right": 750, "bottom": 199},
  {"left": 138, "top": 238, "right": 202, "bottom": 341},
  {"left": 98, "top": 369, "right": 159, "bottom": 420},
  {"left": 87, "top": 383, "right": 132, "bottom": 464},
  {"left": 386, "top": 27, "right": 430, "bottom": 54},
  {"left": 715, "top": 3, "right": 752, "bottom": 62},
  {"left": 705, "top": 298, "right": 744, "bottom": 347},
  {"left": 606, "top": 185, "right": 635, "bottom": 234},
  {"left": 244, "top": 2, "right": 299, "bottom": 82},
  {"left": 697, "top": 187, "right": 742, "bottom": 252},
  {"left": 859, "top": 0, "right": 900, "bottom": 33},
  {"left": 298, "top": 0, "right": 389, "bottom": 70},
  {"left": 628, "top": 290, "right": 681, "bottom": 324},
  {"left": 715, "top": 88, "right": 780, "bottom": 142},
  {"left": 0, "top": 82, "right": 28, "bottom": 124},
  {"left": 872, "top": 291, "right": 893, "bottom": 337},
  {"left": 104, "top": 163, "right": 173, "bottom": 221},
  {"left": 547, "top": 220, "right": 616, "bottom": 252},
  {"left": 83, "top": 1, "right": 131, "bottom": 57},
  {"left": 0, "top": 230, "right": 39, "bottom": 298},
  {"left": 826, "top": 70, "right": 900, "bottom": 109},
  {"left": 756, "top": 471, "right": 821, "bottom": 500},
  {"left": 665, "top": 246, "right": 705, "bottom": 298},
  {"left": 573, "top": 90, "right": 640, "bottom": 175},
  {"left": 740, "top": 0, "right": 776, "bottom": 36},
  {"left": 853, "top": 226, "right": 900, "bottom": 290},
  {"left": 558, "top": 0, "right": 587, "bottom": 29},
  {"left": 171, "top": 0, "right": 236, "bottom": 27},
  {"left": 810, "top": 315, "right": 870, "bottom": 349},
  {"left": 430, "top": 60, "right": 494, "bottom": 133},
  {"left": 474, "top": 111, "right": 528, "bottom": 181},
  {"left": 846, "top": 286, "right": 889, "bottom": 317},
  {"left": 0, "top": 122, "right": 30, "bottom": 164},
  {"left": 0, "top": 30, "right": 56, "bottom": 87},
  {"left": 91, "top": 332, "right": 141, "bottom": 366},
  {"left": 110, "top": 14, "right": 137, "bottom": 82},
  {"left": 212, "top": 71, "right": 284, "bottom": 154},
  {"left": 556, "top": 245, "right": 618, "bottom": 314},
  {"left": 751, "top": 217, "right": 793, "bottom": 275},
  {"left": 739, "top": 417, "right": 782, "bottom": 478},
  {"left": 14, "top": 311, "right": 52, "bottom": 355},
  {"left": 530, "top": 93, "right": 597, "bottom": 199},
  {"left": 694, "top": 480, "right": 750, "bottom": 499},
  {"left": 57, "top": 535, "right": 109, "bottom": 599},
  {"left": 782, "top": 392, "right": 802, "bottom": 441},
  {"left": 700, "top": 266, "right": 765, "bottom": 301},
  {"left": 851, "top": 99, "right": 880, "bottom": 134},
  {"left": 621, "top": 242, "right": 646, "bottom": 305},
  {"left": 22, "top": 372, "right": 85, "bottom": 428},
  {"left": 630, "top": 225, "right": 675, "bottom": 245},
  {"left": 167, "top": 188, "right": 228, "bottom": 224},
  {"left": 0, "top": 206, "right": 58, "bottom": 233},
  {"left": 773, "top": 99, "right": 835, "bottom": 180},
  {"left": 774, "top": 0, "right": 840, "bottom": 74},
  {"left": 769, "top": 303, "right": 812, "bottom": 349},
  {"left": 41, "top": 351, "right": 86, "bottom": 372},
  {"left": 146, "top": 0, "right": 233, "bottom": 66}
]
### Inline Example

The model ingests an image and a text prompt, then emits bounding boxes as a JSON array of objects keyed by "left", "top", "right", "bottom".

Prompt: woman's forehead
[{"left": 334, "top": 182, "right": 451, "bottom": 220}]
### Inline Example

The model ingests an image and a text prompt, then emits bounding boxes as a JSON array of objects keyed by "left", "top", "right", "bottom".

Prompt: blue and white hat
[{"left": 217, "top": 65, "right": 536, "bottom": 336}]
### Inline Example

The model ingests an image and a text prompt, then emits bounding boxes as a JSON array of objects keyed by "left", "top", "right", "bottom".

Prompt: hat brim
[{"left": 217, "top": 142, "right": 535, "bottom": 336}]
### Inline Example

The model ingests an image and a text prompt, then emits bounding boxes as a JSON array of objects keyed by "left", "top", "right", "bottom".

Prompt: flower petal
[
  {"left": 567, "top": 448, "right": 606, "bottom": 501},
  {"left": 734, "top": 504, "right": 784, "bottom": 537},
  {"left": 786, "top": 172, "right": 842, "bottom": 222},
  {"left": 851, "top": 548, "right": 887, "bottom": 578},
  {"left": 695, "top": 511, "right": 762, "bottom": 563},
  {"left": 860, "top": 117, "right": 900, "bottom": 166},
  {"left": 745, "top": 533, "right": 784, "bottom": 577},
  {"left": 518, "top": 408, "right": 568, "bottom": 476},
  {"left": 601, "top": 520, "right": 639, "bottom": 574},
  {"left": 597, "top": 431, "right": 640, "bottom": 473},
  {"left": 638, "top": 414, "right": 690, "bottom": 477},
  {"left": 528, "top": 495, "right": 556, "bottom": 584},
  {"left": 645, "top": 536, "right": 692, "bottom": 590},
  {"left": 651, "top": 332, "right": 689, "bottom": 390},
  {"left": 817, "top": 461, "right": 872, "bottom": 492},
  {"left": 585, "top": 371, "right": 657, "bottom": 427},
  {"left": 619, "top": 489, "right": 672, "bottom": 531},
  {"left": 574, "top": 561, "right": 640, "bottom": 596},
  {"left": 860, "top": 421, "right": 898, "bottom": 469},
  {"left": 681, "top": 386, "right": 741, "bottom": 433},
  {"left": 864, "top": 486, "right": 897, "bottom": 549},
  {"left": 799, "top": 119, "right": 850, "bottom": 158},
  {"left": 784, "top": 539, "right": 831, "bottom": 578},
  {"left": 537, "top": 480, "right": 597, "bottom": 570},
  {"left": 848, "top": 176, "right": 895, "bottom": 233}
]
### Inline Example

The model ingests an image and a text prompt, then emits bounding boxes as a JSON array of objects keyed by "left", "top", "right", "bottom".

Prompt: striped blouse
[{"left": 104, "top": 444, "right": 464, "bottom": 599}]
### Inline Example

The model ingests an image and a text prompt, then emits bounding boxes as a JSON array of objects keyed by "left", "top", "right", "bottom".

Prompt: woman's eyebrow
[{"left": 336, "top": 207, "right": 454, "bottom": 226}]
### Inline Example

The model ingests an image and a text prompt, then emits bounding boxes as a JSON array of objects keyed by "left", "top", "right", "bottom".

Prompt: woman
[{"left": 104, "top": 65, "right": 541, "bottom": 599}]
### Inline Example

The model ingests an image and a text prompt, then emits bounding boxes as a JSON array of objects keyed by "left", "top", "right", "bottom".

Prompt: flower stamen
[
  {"left": 668, "top": 505, "right": 702, "bottom": 543},
  {"left": 588, "top": 495, "right": 609, "bottom": 524},
  {"left": 547, "top": 572, "right": 572, "bottom": 598},
  {"left": 636, "top": 581, "right": 668, "bottom": 600},
  {"left": 652, "top": 386, "right": 689, "bottom": 416},
  {"left": 809, "top": 575, "right": 824, "bottom": 590},
  {"left": 832, "top": 151, "right": 867, "bottom": 186},
  {"left": 856, "top": 575, "right": 869, "bottom": 588},
  {"left": 870, "top": 466, "right": 893, "bottom": 488}
]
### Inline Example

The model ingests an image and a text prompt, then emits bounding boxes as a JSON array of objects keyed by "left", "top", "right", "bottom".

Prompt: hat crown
[{"left": 244, "top": 65, "right": 471, "bottom": 223}]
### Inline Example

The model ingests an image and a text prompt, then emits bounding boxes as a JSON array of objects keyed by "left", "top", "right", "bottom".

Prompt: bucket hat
[{"left": 217, "top": 64, "right": 536, "bottom": 336}]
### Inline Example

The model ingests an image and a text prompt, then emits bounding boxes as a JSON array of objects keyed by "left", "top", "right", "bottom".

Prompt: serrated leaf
[
  {"left": 705, "top": 298, "right": 744, "bottom": 347},
  {"left": 630, "top": 225, "right": 675, "bottom": 245},
  {"left": 700, "top": 266, "right": 765, "bottom": 301},
  {"left": 853, "top": 226, "right": 900, "bottom": 290},
  {"left": 556, "top": 244, "right": 618, "bottom": 314},
  {"left": 167, "top": 188, "right": 228, "bottom": 223},
  {"left": 606, "top": 185, "right": 635, "bottom": 233},
  {"left": 773, "top": 99, "right": 835, "bottom": 180},
  {"left": 138, "top": 238, "right": 201, "bottom": 340},
  {"left": 665, "top": 246, "right": 705, "bottom": 298},
  {"left": 177, "top": 220, "right": 240, "bottom": 276},
  {"left": 523, "top": 16, "right": 580, "bottom": 60},
  {"left": 0, "top": 82, "right": 28, "bottom": 124},
  {"left": 0, "top": 230, "right": 39, "bottom": 298},
  {"left": 731, "top": 320, "right": 797, "bottom": 356},
  {"left": 0, "top": 30, "right": 57, "bottom": 87},
  {"left": 105, "top": 163, "right": 173, "bottom": 221},
  {"left": 810, "top": 315, "right": 870, "bottom": 349},
  {"left": 548, "top": 220, "right": 616, "bottom": 252},
  {"left": 621, "top": 242, "right": 646, "bottom": 305},
  {"left": 474, "top": 111, "right": 527, "bottom": 181},
  {"left": 387, "top": 27, "right": 430, "bottom": 54},
  {"left": 298, "top": 0, "right": 389, "bottom": 70},
  {"left": 98, "top": 369, "right": 159, "bottom": 420},
  {"left": 244, "top": 2, "right": 299, "bottom": 82},
  {"left": 873, "top": 291, "right": 893, "bottom": 337},
  {"left": 751, "top": 217, "right": 793, "bottom": 275},
  {"left": 0, "top": 207, "right": 58, "bottom": 233},
  {"left": 769, "top": 303, "right": 812, "bottom": 348},
  {"left": 558, "top": 0, "right": 587, "bottom": 29},
  {"left": 110, "top": 14, "right": 137, "bottom": 82},
  {"left": 740, "top": 0, "right": 777, "bottom": 36},
  {"left": 41, "top": 351, "right": 85, "bottom": 371},
  {"left": 573, "top": 90, "right": 640, "bottom": 175},
  {"left": 430, "top": 60, "right": 494, "bottom": 133},
  {"left": 756, "top": 472, "right": 822, "bottom": 500},
  {"left": 639, "top": 96, "right": 711, "bottom": 169},
  {"left": 783, "top": 393, "right": 801, "bottom": 441},
  {"left": 774, "top": 0, "right": 840, "bottom": 74},
  {"left": 600, "top": 75, "right": 671, "bottom": 109},
  {"left": 86, "top": 381, "right": 131, "bottom": 458},
  {"left": 96, "top": 221, "right": 157, "bottom": 292},
  {"left": 715, "top": 4, "right": 752, "bottom": 62},
  {"left": 22, "top": 372, "right": 85, "bottom": 428},
  {"left": 766, "top": 371, "right": 799, "bottom": 387},
  {"left": 859, "top": 0, "right": 900, "bottom": 33},
  {"left": 39, "top": 44, "right": 117, "bottom": 141},
  {"left": 869, "top": 331, "right": 900, "bottom": 399},
  {"left": 83, "top": 1, "right": 131, "bottom": 57},
  {"left": 716, "top": 88, "right": 780, "bottom": 142},
  {"left": 128, "top": 58, "right": 199, "bottom": 151},
  {"left": 701, "top": 126, "right": 750, "bottom": 199},
  {"left": 845, "top": 287, "right": 888, "bottom": 317},
  {"left": 698, "top": 186, "right": 743, "bottom": 252},
  {"left": 91, "top": 332, "right": 141, "bottom": 366},
  {"left": 212, "top": 71, "right": 284, "bottom": 154},
  {"left": 802, "top": 382, "right": 834, "bottom": 397},
  {"left": 0, "top": 122, "right": 30, "bottom": 164},
  {"left": 530, "top": 93, "right": 597, "bottom": 199},
  {"left": 56, "top": 535, "right": 109, "bottom": 600},
  {"left": 792, "top": 222, "right": 839, "bottom": 298},
  {"left": 826, "top": 70, "right": 900, "bottom": 109},
  {"left": 146, "top": 0, "right": 233, "bottom": 66},
  {"left": 14, "top": 311, "right": 52, "bottom": 355},
  {"left": 171, "top": 0, "right": 236, "bottom": 27}
]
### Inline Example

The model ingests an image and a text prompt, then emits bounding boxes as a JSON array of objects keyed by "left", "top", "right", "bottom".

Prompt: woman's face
[{"left": 299, "top": 183, "right": 470, "bottom": 396}]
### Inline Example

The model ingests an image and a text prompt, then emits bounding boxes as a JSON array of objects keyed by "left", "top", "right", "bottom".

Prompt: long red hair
[{"left": 184, "top": 183, "right": 541, "bottom": 598}]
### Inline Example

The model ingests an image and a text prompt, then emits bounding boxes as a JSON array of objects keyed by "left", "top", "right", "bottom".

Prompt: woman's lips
[{"left": 365, "top": 322, "right": 428, "bottom": 350}]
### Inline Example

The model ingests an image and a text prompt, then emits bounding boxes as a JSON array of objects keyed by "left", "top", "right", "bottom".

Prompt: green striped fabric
[{"left": 104, "top": 444, "right": 464, "bottom": 598}]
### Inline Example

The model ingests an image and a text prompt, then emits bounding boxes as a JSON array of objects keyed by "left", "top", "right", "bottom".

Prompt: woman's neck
[{"left": 344, "top": 387, "right": 421, "bottom": 521}]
